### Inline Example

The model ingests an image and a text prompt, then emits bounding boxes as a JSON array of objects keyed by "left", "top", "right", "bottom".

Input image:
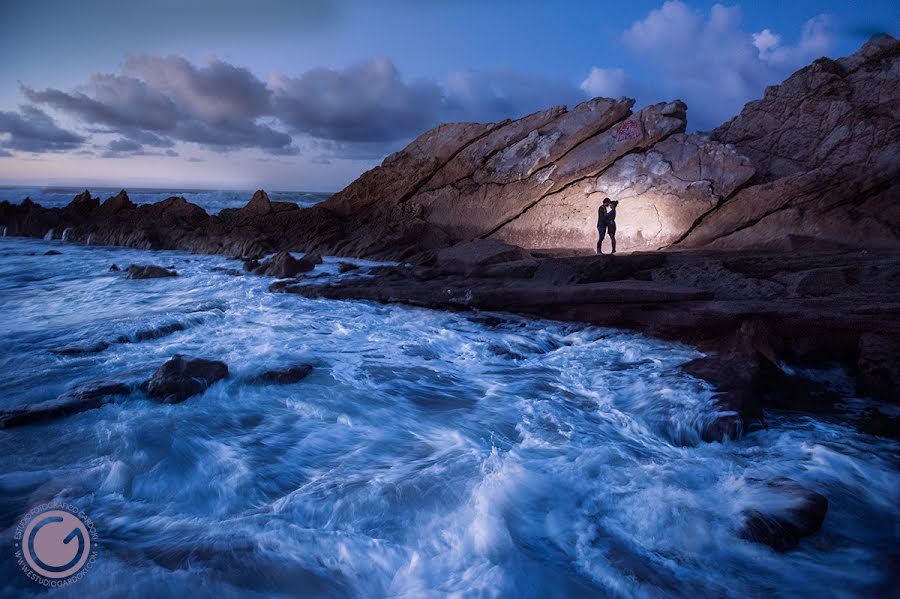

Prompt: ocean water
[
  {"left": 0, "top": 236, "right": 897, "bottom": 598},
  {"left": 0, "top": 187, "right": 332, "bottom": 214}
]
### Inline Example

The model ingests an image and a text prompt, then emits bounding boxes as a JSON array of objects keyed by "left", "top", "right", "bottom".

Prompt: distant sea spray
[{"left": 0, "top": 187, "right": 333, "bottom": 214}]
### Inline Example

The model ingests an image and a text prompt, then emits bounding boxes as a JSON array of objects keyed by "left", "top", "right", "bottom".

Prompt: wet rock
[
  {"left": 254, "top": 251, "right": 319, "bottom": 278},
  {"left": 242, "top": 258, "right": 261, "bottom": 272},
  {"left": 254, "top": 364, "right": 314, "bottom": 384},
  {"left": 142, "top": 355, "right": 229, "bottom": 403},
  {"left": 0, "top": 382, "right": 131, "bottom": 428},
  {"left": 338, "top": 262, "right": 360, "bottom": 273},
  {"left": 109, "top": 264, "right": 120, "bottom": 272},
  {"left": 43, "top": 250, "right": 61, "bottom": 256},
  {"left": 125, "top": 264, "right": 178, "bottom": 279},
  {"left": 211, "top": 267, "right": 243, "bottom": 277},
  {"left": 739, "top": 478, "right": 828, "bottom": 551},
  {"left": 127, "top": 321, "right": 189, "bottom": 343},
  {"left": 50, "top": 341, "right": 110, "bottom": 356}
]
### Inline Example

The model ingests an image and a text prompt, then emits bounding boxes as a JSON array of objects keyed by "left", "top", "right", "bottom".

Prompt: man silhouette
[{"left": 597, "top": 198, "right": 618, "bottom": 255}]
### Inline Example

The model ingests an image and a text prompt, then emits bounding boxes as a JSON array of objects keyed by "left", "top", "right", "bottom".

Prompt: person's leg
[
  {"left": 609, "top": 223, "right": 617, "bottom": 254},
  {"left": 597, "top": 225, "right": 606, "bottom": 254}
]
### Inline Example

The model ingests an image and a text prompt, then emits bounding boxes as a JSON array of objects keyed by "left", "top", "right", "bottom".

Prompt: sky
[{"left": 0, "top": 0, "right": 897, "bottom": 192}]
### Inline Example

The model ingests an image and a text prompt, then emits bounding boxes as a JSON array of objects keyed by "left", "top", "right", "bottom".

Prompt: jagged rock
[
  {"left": 679, "top": 35, "right": 900, "bottom": 250},
  {"left": 253, "top": 251, "right": 318, "bottom": 278},
  {"left": 414, "top": 98, "right": 680, "bottom": 241},
  {"left": 99, "top": 190, "right": 135, "bottom": 215},
  {"left": 492, "top": 132, "right": 754, "bottom": 251},
  {"left": 0, "top": 382, "right": 130, "bottom": 428},
  {"left": 253, "top": 364, "right": 314, "bottom": 384},
  {"left": 142, "top": 355, "right": 228, "bottom": 403},
  {"left": 239, "top": 189, "right": 273, "bottom": 217},
  {"left": 739, "top": 478, "right": 828, "bottom": 551},
  {"left": 125, "top": 264, "right": 178, "bottom": 279}
]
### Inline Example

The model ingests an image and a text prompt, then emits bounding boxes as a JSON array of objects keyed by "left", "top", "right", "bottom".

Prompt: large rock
[
  {"left": 413, "top": 100, "right": 685, "bottom": 241},
  {"left": 0, "top": 382, "right": 130, "bottom": 428},
  {"left": 253, "top": 251, "right": 320, "bottom": 278},
  {"left": 491, "top": 132, "right": 754, "bottom": 251},
  {"left": 679, "top": 35, "right": 900, "bottom": 250},
  {"left": 125, "top": 264, "right": 178, "bottom": 279},
  {"left": 142, "top": 355, "right": 229, "bottom": 403},
  {"left": 739, "top": 478, "right": 828, "bottom": 551}
]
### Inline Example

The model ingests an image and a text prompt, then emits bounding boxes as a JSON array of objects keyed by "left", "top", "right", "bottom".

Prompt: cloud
[
  {"left": 0, "top": 149, "right": 12, "bottom": 157},
  {"left": 26, "top": 55, "right": 297, "bottom": 155},
  {"left": 270, "top": 58, "right": 444, "bottom": 143},
  {"left": 581, "top": 1, "right": 834, "bottom": 130},
  {"left": 101, "top": 137, "right": 181, "bottom": 158},
  {"left": 0, "top": 105, "right": 85, "bottom": 153}
]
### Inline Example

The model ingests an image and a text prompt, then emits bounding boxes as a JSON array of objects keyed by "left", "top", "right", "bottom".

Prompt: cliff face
[
  {"left": 675, "top": 34, "right": 900, "bottom": 251},
  {"left": 1, "top": 36, "right": 897, "bottom": 259}
]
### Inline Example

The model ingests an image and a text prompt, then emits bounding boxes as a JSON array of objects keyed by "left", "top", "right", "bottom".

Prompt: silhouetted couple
[{"left": 597, "top": 197, "right": 618, "bottom": 255}]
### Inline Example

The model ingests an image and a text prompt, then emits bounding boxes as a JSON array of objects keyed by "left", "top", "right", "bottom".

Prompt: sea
[{"left": 0, "top": 227, "right": 897, "bottom": 596}]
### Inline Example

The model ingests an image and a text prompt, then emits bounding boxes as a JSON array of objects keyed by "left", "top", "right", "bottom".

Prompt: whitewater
[{"left": 0, "top": 236, "right": 897, "bottom": 598}]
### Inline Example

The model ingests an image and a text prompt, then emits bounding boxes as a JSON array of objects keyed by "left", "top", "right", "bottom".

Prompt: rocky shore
[{"left": 1, "top": 36, "right": 898, "bottom": 439}]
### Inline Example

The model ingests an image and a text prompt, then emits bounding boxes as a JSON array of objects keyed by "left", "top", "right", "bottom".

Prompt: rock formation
[
  {"left": 2, "top": 36, "right": 897, "bottom": 259},
  {"left": 675, "top": 35, "right": 900, "bottom": 250}
]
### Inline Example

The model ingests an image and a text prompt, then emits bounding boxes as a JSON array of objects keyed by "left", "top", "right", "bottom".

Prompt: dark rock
[
  {"left": 129, "top": 321, "right": 189, "bottom": 342},
  {"left": 739, "top": 478, "right": 828, "bottom": 551},
  {"left": 125, "top": 264, "right": 178, "bottom": 279},
  {"left": 254, "top": 364, "right": 314, "bottom": 384},
  {"left": 43, "top": 250, "right": 61, "bottom": 256},
  {"left": 50, "top": 341, "right": 110, "bottom": 356},
  {"left": 435, "top": 239, "right": 534, "bottom": 274},
  {"left": 857, "top": 333, "right": 900, "bottom": 403},
  {"left": 141, "top": 355, "right": 229, "bottom": 403},
  {"left": 242, "top": 258, "right": 261, "bottom": 272},
  {"left": 254, "top": 251, "right": 317, "bottom": 278},
  {"left": 0, "top": 382, "right": 130, "bottom": 429},
  {"left": 109, "top": 264, "right": 120, "bottom": 272},
  {"left": 338, "top": 262, "right": 360, "bottom": 273},
  {"left": 211, "top": 267, "right": 243, "bottom": 276}
]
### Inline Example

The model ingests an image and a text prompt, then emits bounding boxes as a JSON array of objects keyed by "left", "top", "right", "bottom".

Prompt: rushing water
[
  {"left": 0, "top": 237, "right": 897, "bottom": 598},
  {"left": 0, "top": 186, "right": 331, "bottom": 214}
]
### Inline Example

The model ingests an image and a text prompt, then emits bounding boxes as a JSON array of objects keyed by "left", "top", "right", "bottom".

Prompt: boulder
[
  {"left": 142, "top": 355, "right": 229, "bottom": 403},
  {"left": 109, "top": 264, "right": 120, "bottom": 272},
  {"left": 125, "top": 264, "right": 178, "bottom": 279},
  {"left": 43, "top": 250, "right": 61, "bottom": 255},
  {"left": 338, "top": 262, "right": 360, "bottom": 273},
  {"left": 254, "top": 364, "right": 314, "bottom": 384},
  {"left": 253, "top": 251, "right": 318, "bottom": 278},
  {"left": 739, "top": 478, "right": 828, "bottom": 551}
]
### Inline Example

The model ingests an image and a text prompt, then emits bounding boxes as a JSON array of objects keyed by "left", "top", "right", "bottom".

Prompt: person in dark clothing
[{"left": 597, "top": 197, "right": 618, "bottom": 255}]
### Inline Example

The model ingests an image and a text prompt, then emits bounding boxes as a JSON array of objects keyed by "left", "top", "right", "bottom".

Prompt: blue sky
[{"left": 0, "top": 0, "right": 896, "bottom": 191}]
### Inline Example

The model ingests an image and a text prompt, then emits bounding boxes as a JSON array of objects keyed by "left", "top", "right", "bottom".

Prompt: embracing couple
[{"left": 596, "top": 197, "right": 618, "bottom": 255}]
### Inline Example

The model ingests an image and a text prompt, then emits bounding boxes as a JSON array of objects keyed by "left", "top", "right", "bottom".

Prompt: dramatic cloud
[
  {"left": 20, "top": 53, "right": 581, "bottom": 160},
  {"left": 0, "top": 105, "right": 85, "bottom": 153},
  {"left": 581, "top": 1, "right": 834, "bottom": 129},
  {"left": 26, "top": 56, "right": 297, "bottom": 155},
  {"left": 270, "top": 59, "right": 444, "bottom": 143}
]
